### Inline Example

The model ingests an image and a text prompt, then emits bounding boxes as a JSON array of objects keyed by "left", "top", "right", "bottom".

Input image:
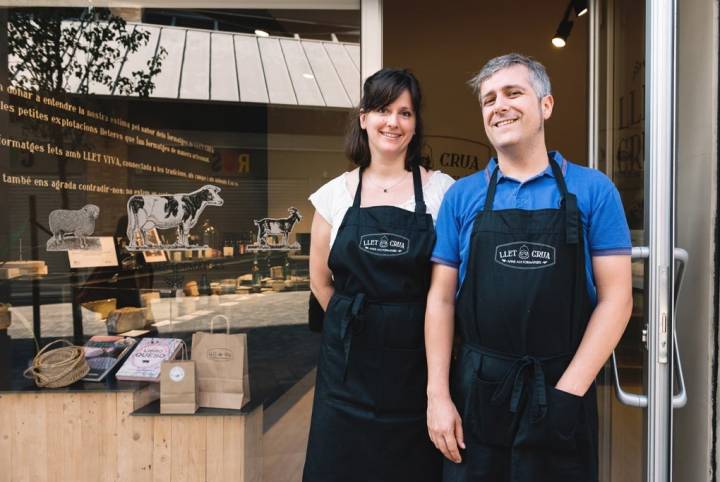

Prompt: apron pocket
[
  {"left": 378, "top": 347, "right": 427, "bottom": 414},
  {"left": 470, "top": 378, "right": 517, "bottom": 447},
  {"left": 518, "top": 385, "right": 583, "bottom": 452},
  {"left": 320, "top": 294, "right": 345, "bottom": 344},
  {"left": 381, "top": 302, "right": 426, "bottom": 350}
]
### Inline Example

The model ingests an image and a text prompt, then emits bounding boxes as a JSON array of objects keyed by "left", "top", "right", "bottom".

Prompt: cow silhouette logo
[
  {"left": 125, "top": 185, "right": 223, "bottom": 251},
  {"left": 247, "top": 207, "right": 303, "bottom": 252}
]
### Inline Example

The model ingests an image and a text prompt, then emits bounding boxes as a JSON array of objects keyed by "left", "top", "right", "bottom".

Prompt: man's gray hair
[{"left": 468, "top": 53, "right": 552, "bottom": 99}]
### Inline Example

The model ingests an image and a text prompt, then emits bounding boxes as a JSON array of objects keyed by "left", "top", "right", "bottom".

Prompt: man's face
[{"left": 479, "top": 64, "right": 554, "bottom": 152}]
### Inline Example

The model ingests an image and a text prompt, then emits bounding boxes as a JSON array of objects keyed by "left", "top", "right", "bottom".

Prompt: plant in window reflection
[
  {"left": 8, "top": 7, "right": 167, "bottom": 95},
  {"left": 6, "top": 8, "right": 168, "bottom": 212}
]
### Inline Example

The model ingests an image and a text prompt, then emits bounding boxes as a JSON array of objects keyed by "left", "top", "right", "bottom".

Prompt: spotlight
[
  {"left": 573, "top": 0, "right": 589, "bottom": 16},
  {"left": 254, "top": 29, "right": 269, "bottom": 37},
  {"left": 552, "top": 19, "right": 573, "bottom": 48}
]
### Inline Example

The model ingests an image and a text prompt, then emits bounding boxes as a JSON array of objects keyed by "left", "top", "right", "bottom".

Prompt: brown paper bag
[
  {"left": 160, "top": 359, "right": 198, "bottom": 414},
  {"left": 191, "top": 315, "right": 250, "bottom": 409}
]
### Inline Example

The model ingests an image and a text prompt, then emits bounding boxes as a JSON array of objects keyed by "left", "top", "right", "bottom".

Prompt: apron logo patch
[
  {"left": 359, "top": 233, "right": 410, "bottom": 256},
  {"left": 494, "top": 242, "right": 556, "bottom": 269}
]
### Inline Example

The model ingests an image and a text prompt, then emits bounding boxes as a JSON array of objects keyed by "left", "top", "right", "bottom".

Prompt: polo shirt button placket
[{"left": 517, "top": 184, "right": 527, "bottom": 209}]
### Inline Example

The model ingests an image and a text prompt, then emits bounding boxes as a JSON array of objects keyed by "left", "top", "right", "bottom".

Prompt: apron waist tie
[
  {"left": 339, "top": 293, "right": 366, "bottom": 382},
  {"left": 489, "top": 355, "right": 548, "bottom": 423}
]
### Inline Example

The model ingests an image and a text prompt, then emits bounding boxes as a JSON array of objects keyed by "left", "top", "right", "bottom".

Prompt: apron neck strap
[
  {"left": 483, "top": 165, "right": 501, "bottom": 211},
  {"left": 411, "top": 163, "right": 427, "bottom": 214},
  {"left": 483, "top": 155, "right": 579, "bottom": 244},
  {"left": 352, "top": 167, "right": 364, "bottom": 208},
  {"left": 548, "top": 156, "right": 569, "bottom": 197},
  {"left": 548, "top": 156, "right": 579, "bottom": 244},
  {"left": 352, "top": 163, "right": 426, "bottom": 214}
]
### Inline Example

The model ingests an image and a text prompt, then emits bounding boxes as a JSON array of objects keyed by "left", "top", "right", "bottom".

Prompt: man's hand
[
  {"left": 425, "top": 263, "right": 461, "bottom": 462},
  {"left": 427, "top": 393, "right": 465, "bottom": 463}
]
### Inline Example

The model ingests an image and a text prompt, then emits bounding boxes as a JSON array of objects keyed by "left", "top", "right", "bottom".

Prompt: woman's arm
[{"left": 309, "top": 210, "right": 334, "bottom": 310}]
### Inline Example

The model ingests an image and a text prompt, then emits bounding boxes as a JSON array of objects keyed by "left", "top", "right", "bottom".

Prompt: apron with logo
[
  {"left": 444, "top": 157, "right": 598, "bottom": 482},
  {"left": 303, "top": 164, "right": 443, "bottom": 482}
]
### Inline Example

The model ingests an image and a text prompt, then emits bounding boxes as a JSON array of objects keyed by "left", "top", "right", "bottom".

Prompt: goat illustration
[{"left": 253, "top": 207, "right": 302, "bottom": 248}]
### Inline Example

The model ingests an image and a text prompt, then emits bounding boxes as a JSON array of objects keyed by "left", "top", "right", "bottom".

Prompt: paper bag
[
  {"left": 160, "top": 360, "right": 198, "bottom": 414},
  {"left": 191, "top": 315, "right": 250, "bottom": 409}
]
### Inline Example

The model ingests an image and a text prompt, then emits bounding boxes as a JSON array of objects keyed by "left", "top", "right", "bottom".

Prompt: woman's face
[{"left": 359, "top": 89, "right": 416, "bottom": 162}]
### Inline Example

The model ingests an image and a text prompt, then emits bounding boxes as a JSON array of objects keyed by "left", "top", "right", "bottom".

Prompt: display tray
[{"left": 0, "top": 335, "right": 149, "bottom": 393}]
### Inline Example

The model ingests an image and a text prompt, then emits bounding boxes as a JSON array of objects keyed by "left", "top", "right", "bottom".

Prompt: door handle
[{"left": 611, "top": 247, "right": 688, "bottom": 408}]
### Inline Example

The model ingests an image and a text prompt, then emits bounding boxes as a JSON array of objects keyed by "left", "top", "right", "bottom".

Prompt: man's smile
[{"left": 493, "top": 118, "right": 519, "bottom": 128}]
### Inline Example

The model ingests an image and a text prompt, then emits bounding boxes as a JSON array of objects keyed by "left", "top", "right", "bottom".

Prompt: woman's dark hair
[{"left": 345, "top": 68, "right": 428, "bottom": 170}]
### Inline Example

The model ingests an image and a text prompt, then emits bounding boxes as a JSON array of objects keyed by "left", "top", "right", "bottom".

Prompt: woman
[{"left": 303, "top": 68, "right": 454, "bottom": 482}]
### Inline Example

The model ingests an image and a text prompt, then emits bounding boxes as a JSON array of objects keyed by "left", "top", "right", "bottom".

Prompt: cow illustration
[
  {"left": 126, "top": 185, "right": 224, "bottom": 249},
  {"left": 253, "top": 207, "right": 302, "bottom": 248}
]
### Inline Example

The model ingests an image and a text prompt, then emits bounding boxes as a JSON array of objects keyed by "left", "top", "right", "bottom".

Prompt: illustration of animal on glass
[
  {"left": 125, "top": 185, "right": 224, "bottom": 251},
  {"left": 46, "top": 204, "right": 101, "bottom": 251},
  {"left": 248, "top": 207, "right": 302, "bottom": 252}
]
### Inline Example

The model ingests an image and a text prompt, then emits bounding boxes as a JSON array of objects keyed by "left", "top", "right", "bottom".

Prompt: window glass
[{"left": 0, "top": 5, "right": 359, "bottom": 408}]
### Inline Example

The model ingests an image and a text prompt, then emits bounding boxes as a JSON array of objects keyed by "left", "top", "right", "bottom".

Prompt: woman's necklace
[{"left": 364, "top": 170, "right": 410, "bottom": 193}]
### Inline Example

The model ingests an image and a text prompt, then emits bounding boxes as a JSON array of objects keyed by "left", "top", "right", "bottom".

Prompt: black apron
[
  {"left": 444, "top": 158, "right": 598, "bottom": 482},
  {"left": 303, "top": 165, "right": 443, "bottom": 482}
]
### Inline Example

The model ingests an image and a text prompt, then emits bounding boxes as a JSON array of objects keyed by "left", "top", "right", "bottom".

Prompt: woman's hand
[
  {"left": 427, "top": 393, "right": 465, "bottom": 463},
  {"left": 309, "top": 211, "right": 334, "bottom": 309}
]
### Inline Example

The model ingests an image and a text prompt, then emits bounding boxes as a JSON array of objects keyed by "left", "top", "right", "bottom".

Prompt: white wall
[
  {"left": 384, "top": 0, "right": 589, "bottom": 167},
  {"left": 674, "top": 0, "right": 717, "bottom": 479}
]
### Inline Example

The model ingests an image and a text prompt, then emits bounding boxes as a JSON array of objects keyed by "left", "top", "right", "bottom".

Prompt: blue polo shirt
[{"left": 431, "top": 151, "right": 631, "bottom": 305}]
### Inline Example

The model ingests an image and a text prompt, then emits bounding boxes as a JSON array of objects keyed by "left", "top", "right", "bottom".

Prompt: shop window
[{"left": 0, "top": 5, "right": 359, "bottom": 406}]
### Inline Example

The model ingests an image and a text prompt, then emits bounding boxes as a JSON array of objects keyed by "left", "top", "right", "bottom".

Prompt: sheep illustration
[{"left": 46, "top": 204, "right": 101, "bottom": 251}]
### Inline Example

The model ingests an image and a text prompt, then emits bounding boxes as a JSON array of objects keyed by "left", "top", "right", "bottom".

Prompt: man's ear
[{"left": 541, "top": 94, "right": 554, "bottom": 120}]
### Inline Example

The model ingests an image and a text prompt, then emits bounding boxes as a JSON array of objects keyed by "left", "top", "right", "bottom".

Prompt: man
[{"left": 425, "top": 53, "right": 632, "bottom": 482}]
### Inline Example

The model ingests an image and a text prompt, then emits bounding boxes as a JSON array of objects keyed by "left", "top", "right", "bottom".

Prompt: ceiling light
[
  {"left": 573, "top": 0, "right": 589, "bottom": 16},
  {"left": 302, "top": 73, "right": 314, "bottom": 80},
  {"left": 254, "top": 29, "right": 269, "bottom": 37},
  {"left": 552, "top": 19, "right": 573, "bottom": 48}
]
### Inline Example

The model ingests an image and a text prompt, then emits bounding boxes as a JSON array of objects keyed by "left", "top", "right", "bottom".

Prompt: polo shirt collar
[{"left": 485, "top": 151, "right": 568, "bottom": 183}]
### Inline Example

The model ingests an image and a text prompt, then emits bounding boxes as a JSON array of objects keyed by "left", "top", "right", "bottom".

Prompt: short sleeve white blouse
[{"left": 309, "top": 170, "right": 455, "bottom": 247}]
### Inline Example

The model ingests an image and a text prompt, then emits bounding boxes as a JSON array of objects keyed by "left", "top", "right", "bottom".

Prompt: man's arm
[
  {"left": 425, "top": 263, "right": 465, "bottom": 463},
  {"left": 309, "top": 211, "right": 334, "bottom": 310},
  {"left": 555, "top": 255, "right": 633, "bottom": 395}
]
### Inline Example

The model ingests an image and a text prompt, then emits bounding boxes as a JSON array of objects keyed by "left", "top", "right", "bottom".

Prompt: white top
[{"left": 309, "top": 170, "right": 455, "bottom": 247}]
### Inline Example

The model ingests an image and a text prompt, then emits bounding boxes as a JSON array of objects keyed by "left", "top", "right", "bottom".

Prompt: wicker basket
[{"left": 23, "top": 339, "right": 90, "bottom": 388}]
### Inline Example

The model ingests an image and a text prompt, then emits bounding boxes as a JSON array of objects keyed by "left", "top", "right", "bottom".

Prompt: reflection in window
[{"left": 0, "top": 7, "right": 359, "bottom": 407}]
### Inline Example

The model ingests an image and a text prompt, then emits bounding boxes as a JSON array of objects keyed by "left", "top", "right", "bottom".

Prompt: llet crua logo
[
  {"left": 359, "top": 233, "right": 410, "bottom": 256},
  {"left": 495, "top": 241, "right": 556, "bottom": 269},
  {"left": 207, "top": 348, "right": 233, "bottom": 361}
]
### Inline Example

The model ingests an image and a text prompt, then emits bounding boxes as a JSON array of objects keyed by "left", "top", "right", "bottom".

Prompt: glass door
[{"left": 591, "top": 0, "right": 685, "bottom": 481}]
